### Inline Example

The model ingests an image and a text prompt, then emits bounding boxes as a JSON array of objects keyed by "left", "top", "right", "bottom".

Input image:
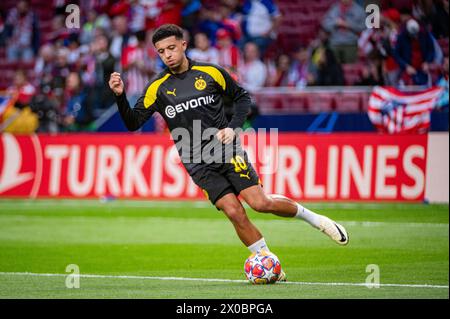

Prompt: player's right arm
[{"left": 109, "top": 72, "right": 155, "bottom": 131}]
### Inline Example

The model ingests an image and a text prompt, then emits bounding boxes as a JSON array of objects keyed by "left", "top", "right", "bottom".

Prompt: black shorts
[{"left": 190, "top": 153, "right": 261, "bottom": 206}]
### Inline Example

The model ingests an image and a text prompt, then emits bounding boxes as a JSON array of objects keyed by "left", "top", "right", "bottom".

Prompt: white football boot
[{"left": 318, "top": 217, "right": 349, "bottom": 245}]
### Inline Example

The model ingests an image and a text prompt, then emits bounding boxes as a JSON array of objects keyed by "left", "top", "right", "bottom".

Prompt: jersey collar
[{"left": 165, "top": 57, "right": 196, "bottom": 76}]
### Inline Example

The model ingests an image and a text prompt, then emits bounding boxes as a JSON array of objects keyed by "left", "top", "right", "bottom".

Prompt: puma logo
[
  {"left": 167, "top": 88, "right": 176, "bottom": 96},
  {"left": 240, "top": 172, "right": 251, "bottom": 180}
]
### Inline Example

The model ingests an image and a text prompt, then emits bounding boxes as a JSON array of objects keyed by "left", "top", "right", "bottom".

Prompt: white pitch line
[
  {"left": 0, "top": 199, "right": 443, "bottom": 211},
  {"left": 0, "top": 272, "right": 448, "bottom": 289}
]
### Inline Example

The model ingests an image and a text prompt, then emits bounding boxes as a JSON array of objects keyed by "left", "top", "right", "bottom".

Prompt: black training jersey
[{"left": 115, "top": 59, "right": 252, "bottom": 175}]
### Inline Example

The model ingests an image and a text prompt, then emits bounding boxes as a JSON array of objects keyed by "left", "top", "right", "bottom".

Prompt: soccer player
[{"left": 109, "top": 24, "right": 348, "bottom": 281}]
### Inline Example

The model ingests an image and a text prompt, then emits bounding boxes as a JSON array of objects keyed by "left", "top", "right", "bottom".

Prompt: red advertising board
[{"left": 0, "top": 133, "right": 428, "bottom": 201}]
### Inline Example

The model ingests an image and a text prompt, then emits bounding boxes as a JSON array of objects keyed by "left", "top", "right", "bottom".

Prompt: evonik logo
[{"left": 165, "top": 95, "right": 215, "bottom": 119}]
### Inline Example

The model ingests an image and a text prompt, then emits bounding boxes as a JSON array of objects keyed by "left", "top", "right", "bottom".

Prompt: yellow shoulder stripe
[
  {"left": 144, "top": 73, "right": 171, "bottom": 108},
  {"left": 192, "top": 65, "right": 226, "bottom": 91}
]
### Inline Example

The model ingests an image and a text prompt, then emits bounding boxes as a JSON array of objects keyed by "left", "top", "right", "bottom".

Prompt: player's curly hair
[{"left": 152, "top": 24, "right": 184, "bottom": 45}]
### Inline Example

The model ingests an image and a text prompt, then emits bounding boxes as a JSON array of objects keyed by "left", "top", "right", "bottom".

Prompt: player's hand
[
  {"left": 216, "top": 127, "right": 235, "bottom": 145},
  {"left": 109, "top": 72, "right": 124, "bottom": 96}
]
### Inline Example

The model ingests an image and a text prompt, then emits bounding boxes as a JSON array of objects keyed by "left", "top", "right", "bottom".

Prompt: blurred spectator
[
  {"left": 266, "top": 54, "right": 291, "bottom": 87},
  {"left": 218, "top": 1, "right": 242, "bottom": 43},
  {"left": 67, "top": 35, "right": 82, "bottom": 66},
  {"left": 239, "top": 42, "right": 267, "bottom": 92},
  {"left": 309, "top": 27, "right": 331, "bottom": 56},
  {"left": 4, "top": 0, "right": 40, "bottom": 62},
  {"left": 30, "top": 81, "right": 59, "bottom": 133},
  {"left": 52, "top": 47, "right": 71, "bottom": 108},
  {"left": 7, "top": 70, "right": 36, "bottom": 108},
  {"left": 53, "top": 0, "right": 68, "bottom": 16},
  {"left": 436, "top": 56, "right": 449, "bottom": 109},
  {"left": 380, "top": 0, "right": 412, "bottom": 13},
  {"left": 34, "top": 44, "right": 56, "bottom": 85},
  {"left": 312, "top": 47, "right": 345, "bottom": 86},
  {"left": 394, "top": 18, "right": 435, "bottom": 86},
  {"left": 0, "top": 9, "right": 6, "bottom": 47},
  {"left": 354, "top": 63, "right": 383, "bottom": 86},
  {"left": 188, "top": 32, "right": 219, "bottom": 64},
  {"left": 48, "top": 14, "right": 71, "bottom": 46},
  {"left": 128, "top": 0, "right": 147, "bottom": 33},
  {"left": 79, "top": 39, "right": 99, "bottom": 89},
  {"left": 398, "top": 6, "right": 414, "bottom": 23},
  {"left": 287, "top": 46, "right": 315, "bottom": 89},
  {"left": 428, "top": 0, "right": 449, "bottom": 39},
  {"left": 93, "top": 34, "right": 116, "bottom": 111},
  {"left": 216, "top": 28, "right": 241, "bottom": 72},
  {"left": 322, "top": 0, "right": 366, "bottom": 63},
  {"left": 241, "top": 0, "right": 281, "bottom": 56},
  {"left": 121, "top": 30, "right": 157, "bottom": 106},
  {"left": 62, "top": 72, "right": 94, "bottom": 131},
  {"left": 1, "top": 0, "right": 446, "bottom": 133},
  {"left": 146, "top": 0, "right": 182, "bottom": 29},
  {"left": 197, "top": 1, "right": 241, "bottom": 46},
  {"left": 197, "top": 6, "right": 222, "bottom": 43},
  {"left": 110, "top": 15, "right": 131, "bottom": 60},
  {"left": 358, "top": 8, "right": 401, "bottom": 86},
  {"left": 358, "top": 9, "right": 400, "bottom": 61},
  {"left": 411, "top": 0, "right": 431, "bottom": 23},
  {"left": 410, "top": 1, "right": 445, "bottom": 66},
  {"left": 109, "top": 1, "right": 131, "bottom": 18},
  {"left": 81, "top": 10, "right": 97, "bottom": 43},
  {"left": 182, "top": 28, "right": 191, "bottom": 47},
  {"left": 181, "top": 0, "right": 202, "bottom": 34},
  {"left": 381, "top": 9, "right": 402, "bottom": 86},
  {"left": 410, "top": 0, "right": 448, "bottom": 39},
  {"left": 80, "top": 11, "right": 100, "bottom": 45},
  {"left": 308, "top": 27, "right": 337, "bottom": 85}
]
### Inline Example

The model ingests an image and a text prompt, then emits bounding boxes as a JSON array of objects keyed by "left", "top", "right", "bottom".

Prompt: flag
[
  {"left": 368, "top": 86, "right": 443, "bottom": 133},
  {"left": 0, "top": 94, "right": 15, "bottom": 120}
]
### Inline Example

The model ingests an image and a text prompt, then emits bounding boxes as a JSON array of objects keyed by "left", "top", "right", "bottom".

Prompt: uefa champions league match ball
[{"left": 244, "top": 250, "right": 282, "bottom": 284}]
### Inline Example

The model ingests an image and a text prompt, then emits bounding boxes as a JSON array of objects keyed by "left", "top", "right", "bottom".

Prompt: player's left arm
[
  {"left": 216, "top": 67, "right": 253, "bottom": 144},
  {"left": 220, "top": 67, "right": 252, "bottom": 130}
]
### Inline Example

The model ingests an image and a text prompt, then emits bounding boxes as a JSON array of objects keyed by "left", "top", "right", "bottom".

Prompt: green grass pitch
[{"left": 0, "top": 199, "right": 448, "bottom": 299}]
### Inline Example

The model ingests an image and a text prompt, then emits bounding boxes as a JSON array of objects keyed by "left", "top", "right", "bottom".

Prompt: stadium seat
[
  {"left": 276, "top": 0, "right": 334, "bottom": 52},
  {"left": 253, "top": 90, "right": 373, "bottom": 114},
  {"left": 306, "top": 92, "right": 335, "bottom": 113},
  {"left": 284, "top": 93, "right": 308, "bottom": 112},
  {"left": 342, "top": 63, "right": 363, "bottom": 86},
  {"left": 359, "top": 92, "right": 371, "bottom": 111},
  {"left": 335, "top": 92, "right": 362, "bottom": 112},
  {"left": 253, "top": 94, "right": 285, "bottom": 114}
]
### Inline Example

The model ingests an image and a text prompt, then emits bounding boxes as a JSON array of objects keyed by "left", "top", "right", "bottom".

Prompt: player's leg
[
  {"left": 215, "top": 192, "right": 265, "bottom": 248},
  {"left": 215, "top": 192, "right": 287, "bottom": 281},
  {"left": 190, "top": 167, "right": 272, "bottom": 252},
  {"left": 224, "top": 153, "right": 348, "bottom": 245},
  {"left": 240, "top": 185, "right": 348, "bottom": 245}
]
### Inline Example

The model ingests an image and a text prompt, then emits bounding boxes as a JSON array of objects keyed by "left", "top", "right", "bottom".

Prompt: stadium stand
[{"left": 0, "top": 0, "right": 448, "bottom": 133}]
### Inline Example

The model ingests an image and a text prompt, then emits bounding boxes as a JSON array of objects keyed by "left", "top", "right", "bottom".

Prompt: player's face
[{"left": 155, "top": 36, "right": 187, "bottom": 69}]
